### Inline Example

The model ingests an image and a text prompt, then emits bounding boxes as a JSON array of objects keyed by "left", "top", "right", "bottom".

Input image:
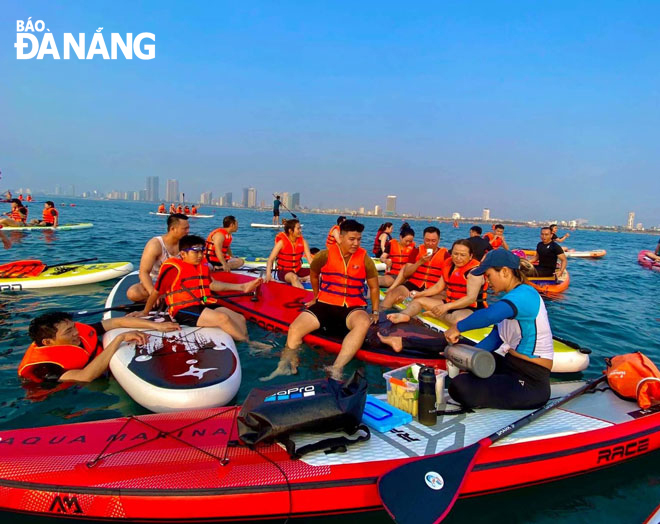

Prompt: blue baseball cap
[{"left": 471, "top": 249, "right": 521, "bottom": 276}]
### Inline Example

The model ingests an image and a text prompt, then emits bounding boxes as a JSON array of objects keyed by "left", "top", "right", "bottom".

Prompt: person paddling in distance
[
  {"left": 265, "top": 219, "right": 314, "bottom": 289},
  {"left": 326, "top": 216, "right": 346, "bottom": 248},
  {"left": 377, "top": 224, "right": 417, "bottom": 287},
  {"left": 484, "top": 224, "right": 509, "bottom": 250},
  {"left": 142, "top": 235, "right": 260, "bottom": 341},
  {"left": 272, "top": 195, "right": 282, "bottom": 225},
  {"left": 0, "top": 199, "right": 28, "bottom": 227},
  {"left": 126, "top": 213, "right": 190, "bottom": 302},
  {"left": 381, "top": 240, "right": 487, "bottom": 352},
  {"left": 528, "top": 226, "right": 567, "bottom": 278},
  {"left": 549, "top": 224, "right": 570, "bottom": 243},
  {"left": 29, "top": 201, "right": 59, "bottom": 227},
  {"left": 262, "top": 219, "right": 380, "bottom": 381},
  {"left": 381, "top": 226, "right": 448, "bottom": 309},
  {"left": 18, "top": 311, "right": 180, "bottom": 384},
  {"left": 444, "top": 250, "right": 553, "bottom": 409},
  {"left": 205, "top": 215, "right": 244, "bottom": 272}
]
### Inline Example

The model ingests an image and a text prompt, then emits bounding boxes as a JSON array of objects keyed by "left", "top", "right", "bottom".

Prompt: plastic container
[
  {"left": 383, "top": 364, "right": 447, "bottom": 418},
  {"left": 362, "top": 395, "right": 412, "bottom": 432}
]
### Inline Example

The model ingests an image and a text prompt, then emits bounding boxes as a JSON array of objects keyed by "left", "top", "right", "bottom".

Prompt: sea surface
[{"left": 1, "top": 199, "right": 659, "bottom": 523}]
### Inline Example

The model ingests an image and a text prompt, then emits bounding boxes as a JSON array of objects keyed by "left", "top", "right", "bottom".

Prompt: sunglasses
[{"left": 184, "top": 246, "right": 205, "bottom": 253}]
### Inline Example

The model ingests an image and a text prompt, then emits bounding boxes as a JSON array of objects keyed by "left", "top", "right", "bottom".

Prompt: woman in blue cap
[{"left": 444, "top": 249, "right": 553, "bottom": 409}]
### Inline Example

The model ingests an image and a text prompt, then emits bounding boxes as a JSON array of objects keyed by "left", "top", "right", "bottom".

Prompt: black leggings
[{"left": 448, "top": 353, "right": 551, "bottom": 410}]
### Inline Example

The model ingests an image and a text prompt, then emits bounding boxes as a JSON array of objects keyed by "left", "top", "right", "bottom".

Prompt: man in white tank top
[{"left": 126, "top": 214, "right": 190, "bottom": 302}]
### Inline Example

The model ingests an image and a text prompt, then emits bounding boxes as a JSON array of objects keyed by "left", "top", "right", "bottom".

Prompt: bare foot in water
[
  {"left": 377, "top": 332, "right": 404, "bottom": 353},
  {"left": 386, "top": 313, "right": 411, "bottom": 324},
  {"left": 259, "top": 347, "right": 299, "bottom": 381}
]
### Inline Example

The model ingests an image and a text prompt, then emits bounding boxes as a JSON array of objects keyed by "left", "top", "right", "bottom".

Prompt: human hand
[
  {"left": 154, "top": 321, "right": 180, "bottom": 333},
  {"left": 222, "top": 263, "right": 230, "bottom": 273},
  {"left": 444, "top": 326, "right": 460, "bottom": 344},
  {"left": 430, "top": 303, "right": 448, "bottom": 317},
  {"left": 304, "top": 298, "right": 317, "bottom": 308},
  {"left": 119, "top": 331, "right": 150, "bottom": 345}
]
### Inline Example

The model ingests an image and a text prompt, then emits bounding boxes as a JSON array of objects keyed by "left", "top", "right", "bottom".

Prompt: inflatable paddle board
[
  {"left": 241, "top": 256, "right": 387, "bottom": 272},
  {"left": 528, "top": 269, "right": 570, "bottom": 294},
  {"left": 250, "top": 223, "right": 284, "bottom": 229},
  {"left": 382, "top": 291, "right": 590, "bottom": 373},
  {"left": 565, "top": 249, "right": 606, "bottom": 258},
  {"left": 639, "top": 250, "right": 660, "bottom": 273},
  {"left": 0, "top": 381, "right": 657, "bottom": 521},
  {"left": 106, "top": 326, "right": 241, "bottom": 413},
  {"left": 0, "top": 261, "right": 133, "bottom": 291},
  {"left": 0, "top": 222, "right": 93, "bottom": 231},
  {"left": 149, "top": 212, "right": 214, "bottom": 218},
  {"left": 645, "top": 503, "right": 660, "bottom": 524}
]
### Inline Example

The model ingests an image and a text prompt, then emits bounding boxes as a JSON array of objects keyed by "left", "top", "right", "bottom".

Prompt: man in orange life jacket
[
  {"left": 18, "top": 311, "right": 180, "bottom": 383},
  {"left": 29, "top": 201, "right": 59, "bottom": 227},
  {"left": 0, "top": 199, "right": 28, "bottom": 227},
  {"left": 143, "top": 235, "right": 259, "bottom": 341},
  {"left": 205, "top": 215, "right": 245, "bottom": 272},
  {"left": 484, "top": 224, "right": 509, "bottom": 250},
  {"left": 325, "top": 215, "right": 346, "bottom": 248},
  {"left": 381, "top": 226, "right": 448, "bottom": 309},
  {"left": 158, "top": 203, "right": 166, "bottom": 213},
  {"left": 262, "top": 219, "right": 380, "bottom": 381}
]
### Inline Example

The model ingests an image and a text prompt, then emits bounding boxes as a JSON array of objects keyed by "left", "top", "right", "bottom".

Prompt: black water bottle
[{"left": 418, "top": 367, "right": 437, "bottom": 426}]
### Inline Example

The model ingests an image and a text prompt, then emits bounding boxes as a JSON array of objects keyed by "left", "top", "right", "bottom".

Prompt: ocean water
[{"left": 0, "top": 199, "right": 659, "bottom": 523}]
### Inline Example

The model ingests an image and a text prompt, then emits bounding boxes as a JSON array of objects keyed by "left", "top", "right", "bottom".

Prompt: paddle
[
  {"left": 378, "top": 374, "right": 607, "bottom": 524},
  {"left": 0, "top": 257, "right": 98, "bottom": 279},
  {"left": 74, "top": 303, "right": 145, "bottom": 318},
  {"left": 273, "top": 194, "right": 297, "bottom": 219}
]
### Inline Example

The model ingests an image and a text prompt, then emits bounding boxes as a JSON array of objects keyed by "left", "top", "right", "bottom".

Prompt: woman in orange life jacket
[
  {"left": 184, "top": 205, "right": 191, "bottom": 215},
  {"left": 377, "top": 224, "right": 416, "bottom": 288},
  {"left": 191, "top": 205, "right": 198, "bottom": 215},
  {"left": 484, "top": 224, "right": 509, "bottom": 250},
  {"left": 373, "top": 221, "right": 393, "bottom": 265},
  {"left": 379, "top": 239, "right": 488, "bottom": 352},
  {"left": 265, "top": 219, "right": 314, "bottom": 289},
  {"left": 261, "top": 219, "right": 380, "bottom": 382},
  {"left": 0, "top": 199, "right": 29, "bottom": 227},
  {"left": 158, "top": 203, "right": 166, "bottom": 213},
  {"left": 205, "top": 215, "right": 245, "bottom": 272},
  {"left": 18, "top": 311, "right": 179, "bottom": 384},
  {"left": 29, "top": 201, "right": 59, "bottom": 227},
  {"left": 142, "top": 235, "right": 259, "bottom": 341},
  {"left": 381, "top": 226, "right": 449, "bottom": 309},
  {"left": 325, "top": 215, "right": 346, "bottom": 248},
  {"left": 176, "top": 204, "right": 184, "bottom": 214}
]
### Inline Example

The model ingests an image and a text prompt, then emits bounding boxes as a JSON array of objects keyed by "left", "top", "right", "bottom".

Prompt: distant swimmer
[
  {"left": 158, "top": 203, "right": 166, "bottom": 213},
  {"left": 378, "top": 224, "right": 416, "bottom": 287},
  {"left": 191, "top": 205, "right": 198, "bottom": 216},
  {"left": 126, "top": 213, "right": 190, "bottom": 302},
  {"left": 467, "top": 225, "right": 492, "bottom": 261},
  {"left": 29, "top": 201, "right": 59, "bottom": 227},
  {"left": 265, "top": 219, "right": 314, "bottom": 288},
  {"left": 205, "top": 215, "right": 245, "bottom": 272},
  {"left": 549, "top": 224, "right": 570, "bottom": 243},
  {"left": 272, "top": 195, "right": 282, "bottom": 225},
  {"left": 528, "top": 227, "right": 567, "bottom": 278},
  {"left": 261, "top": 219, "right": 379, "bottom": 381},
  {"left": 484, "top": 224, "right": 509, "bottom": 250},
  {"left": 0, "top": 199, "right": 28, "bottom": 227},
  {"left": 169, "top": 203, "right": 176, "bottom": 214},
  {"left": 381, "top": 226, "right": 449, "bottom": 309},
  {"left": 142, "top": 235, "right": 260, "bottom": 342},
  {"left": 372, "top": 222, "right": 393, "bottom": 259},
  {"left": 326, "top": 216, "right": 346, "bottom": 248},
  {"left": 18, "top": 311, "right": 180, "bottom": 384}
]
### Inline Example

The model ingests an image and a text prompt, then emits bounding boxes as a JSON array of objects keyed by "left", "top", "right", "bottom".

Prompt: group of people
[
  {"left": 158, "top": 203, "right": 199, "bottom": 216},
  {"left": 0, "top": 200, "right": 60, "bottom": 249},
  {"left": 17, "top": 211, "right": 572, "bottom": 413}
]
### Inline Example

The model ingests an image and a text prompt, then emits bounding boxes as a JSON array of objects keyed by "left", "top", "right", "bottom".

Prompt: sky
[{"left": 1, "top": 1, "right": 659, "bottom": 226}]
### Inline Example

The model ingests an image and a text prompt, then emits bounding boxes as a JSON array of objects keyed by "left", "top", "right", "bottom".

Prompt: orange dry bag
[{"left": 604, "top": 352, "right": 660, "bottom": 409}]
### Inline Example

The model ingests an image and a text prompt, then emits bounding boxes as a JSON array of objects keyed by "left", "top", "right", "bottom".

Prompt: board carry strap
[{"left": 282, "top": 424, "right": 371, "bottom": 459}]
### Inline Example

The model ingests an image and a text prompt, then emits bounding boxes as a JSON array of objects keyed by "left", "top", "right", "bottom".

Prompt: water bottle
[
  {"left": 445, "top": 344, "right": 496, "bottom": 378},
  {"left": 418, "top": 367, "right": 437, "bottom": 426}
]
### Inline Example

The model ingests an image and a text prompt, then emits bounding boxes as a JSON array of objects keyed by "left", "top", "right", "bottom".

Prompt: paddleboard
[
  {"left": 639, "top": 250, "right": 660, "bottom": 273},
  {"left": 645, "top": 503, "right": 660, "bottom": 524},
  {"left": 0, "top": 222, "right": 93, "bottom": 231},
  {"left": 0, "top": 381, "right": 657, "bottom": 521},
  {"left": 241, "top": 256, "right": 387, "bottom": 272},
  {"left": 0, "top": 262, "right": 133, "bottom": 291},
  {"left": 106, "top": 326, "right": 241, "bottom": 413},
  {"left": 149, "top": 212, "right": 214, "bottom": 218},
  {"left": 565, "top": 249, "right": 606, "bottom": 259},
  {"left": 383, "top": 291, "right": 590, "bottom": 373},
  {"left": 250, "top": 223, "right": 284, "bottom": 229}
]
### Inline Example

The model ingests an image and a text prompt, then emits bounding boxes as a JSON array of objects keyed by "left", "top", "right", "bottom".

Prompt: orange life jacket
[
  {"left": 26, "top": 194, "right": 33, "bottom": 202},
  {"left": 184, "top": 206, "right": 191, "bottom": 214},
  {"left": 191, "top": 207, "right": 198, "bottom": 215},
  {"left": 176, "top": 205, "right": 183, "bottom": 213},
  {"left": 318, "top": 244, "right": 367, "bottom": 307},
  {"left": 158, "top": 258, "right": 217, "bottom": 317},
  {"left": 158, "top": 205, "right": 166, "bottom": 213},
  {"left": 484, "top": 232, "right": 503, "bottom": 249},
  {"left": 10, "top": 206, "right": 27, "bottom": 223},
  {"left": 42, "top": 207, "right": 57, "bottom": 225},
  {"left": 387, "top": 239, "right": 416, "bottom": 276},
  {"left": 442, "top": 258, "right": 487, "bottom": 309},
  {"left": 276, "top": 231, "right": 304, "bottom": 272},
  {"left": 205, "top": 227, "right": 233, "bottom": 264},
  {"left": 18, "top": 323, "right": 101, "bottom": 383},
  {"left": 326, "top": 225, "right": 340, "bottom": 248},
  {"left": 408, "top": 248, "right": 448, "bottom": 289},
  {"left": 18, "top": 195, "right": 23, "bottom": 201}
]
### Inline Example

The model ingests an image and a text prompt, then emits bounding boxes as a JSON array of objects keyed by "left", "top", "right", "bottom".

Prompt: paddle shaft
[
  {"left": 45, "top": 257, "right": 98, "bottom": 270},
  {"left": 273, "top": 193, "right": 297, "bottom": 219}
]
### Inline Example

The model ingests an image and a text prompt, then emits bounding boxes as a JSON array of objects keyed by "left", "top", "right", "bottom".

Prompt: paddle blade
[
  {"left": 0, "top": 259, "right": 45, "bottom": 278},
  {"left": 378, "top": 440, "right": 484, "bottom": 524}
]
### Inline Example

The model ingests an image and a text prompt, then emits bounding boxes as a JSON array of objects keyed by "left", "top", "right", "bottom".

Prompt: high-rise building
[
  {"left": 146, "top": 176, "right": 159, "bottom": 202},
  {"left": 374, "top": 204, "right": 382, "bottom": 215},
  {"left": 200, "top": 192, "right": 213, "bottom": 205},
  {"left": 166, "top": 179, "right": 179, "bottom": 202},
  {"left": 69, "top": 185, "right": 76, "bottom": 197},
  {"left": 225, "top": 192, "right": 233, "bottom": 207},
  {"left": 483, "top": 208, "right": 490, "bottom": 221},
  {"left": 627, "top": 211, "right": 635, "bottom": 230},
  {"left": 242, "top": 188, "right": 249, "bottom": 207},
  {"left": 292, "top": 192, "right": 300, "bottom": 209},
  {"left": 281, "top": 192, "right": 291, "bottom": 209},
  {"left": 386, "top": 195, "right": 396, "bottom": 215},
  {"left": 138, "top": 189, "right": 147, "bottom": 201},
  {"left": 247, "top": 187, "right": 257, "bottom": 208}
]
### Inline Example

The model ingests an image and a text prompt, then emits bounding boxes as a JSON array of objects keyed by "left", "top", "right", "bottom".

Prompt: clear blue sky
[{"left": 2, "top": 1, "right": 659, "bottom": 226}]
